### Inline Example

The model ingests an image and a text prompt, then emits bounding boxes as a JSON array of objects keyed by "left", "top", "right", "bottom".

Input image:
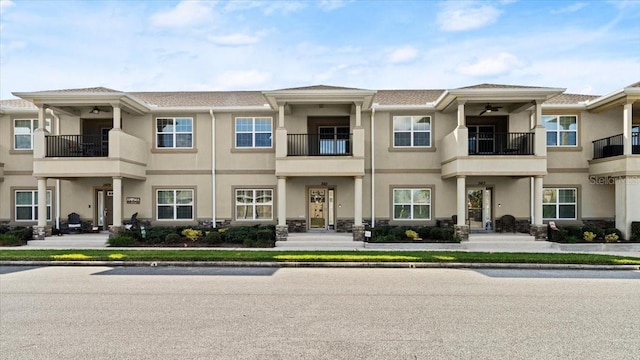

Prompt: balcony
[
  {"left": 589, "top": 133, "right": 640, "bottom": 177},
  {"left": 469, "top": 132, "right": 534, "bottom": 155},
  {"left": 275, "top": 128, "right": 364, "bottom": 177},
  {"left": 440, "top": 128, "right": 546, "bottom": 178},
  {"left": 592, "top": 133, "right": 640, "bottom": 159},
  {"left": 33, "top": 130, "right": 148, "bottom": 180}
]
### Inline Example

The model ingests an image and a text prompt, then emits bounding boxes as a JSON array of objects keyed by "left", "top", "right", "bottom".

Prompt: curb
[{"left": 1, "top": 260, "right": 639, "bottom": 270}]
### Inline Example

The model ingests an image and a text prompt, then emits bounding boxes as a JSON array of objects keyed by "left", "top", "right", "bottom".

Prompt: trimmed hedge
[
  {"left": 118, "top": 225, "right": 275, "bottom": 248},
  {"left": 369, "top": 225, "right": 459, "bottom": 243},
  {"left": 549, "top": 223, "right": 632, "bottom": 242}
]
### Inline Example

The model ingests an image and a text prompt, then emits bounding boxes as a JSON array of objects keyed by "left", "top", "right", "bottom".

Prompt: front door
[
  {"left": 467, "top": 188, "right": 492, "bottom": 231},
  {"left": 309, "top": 188, "right": 328, "bottom": 230},
  {"left": 96, "top": 189, "right": 113, "bottom": 230}
]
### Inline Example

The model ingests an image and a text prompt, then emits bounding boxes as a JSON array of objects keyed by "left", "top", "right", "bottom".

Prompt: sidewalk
[{"left": 5, "top": 232, "right": 640, "bottom": 258}]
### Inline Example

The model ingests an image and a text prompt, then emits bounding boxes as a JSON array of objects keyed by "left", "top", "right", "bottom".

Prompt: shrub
[
  {"left": 604, "top": 228, "right": 623, "bottom": 239},
  {"left": 416, "top": 226, "right": 431, "bottom": 240},
  {"left": 583, "top": 231, "right": 596, "bottom": 242},
  {"left": 0, "top": 234, "right": 23, "bottom": 246},
  {"left": 224, "top": 227, "right": 253, "bottom": 244},
  {"left": 204, "top": 231, "right": 223, "bottom": 245},
  {"left": 243, "top": 238, "right": 256, "bottom": 247},
  {"left": 631, "top": 222, "right": 640, "bottom": 242},
  {"left": 429, "top": 228, "right": 443, "bottom": 240},
  {"left": 107, "top": 234, "right": 135, "bottom": 247},
  {"left": 582, "top": 225, "right": 604, "bottom": 240},
  {"left": 389, "top": 227, "right": 406, "bottom": 240},
  {"left": 604, "top": 233, "right": 619, "bottom": 243},
  {"left": 143, "top": 227, "right": 176, "bottom": 244},
  {"left": 441, "top": 228, "right": 455, "bottom": 241},
  {"left": 565, "top": 235, "right": 578, "bottom": 243},
  {"left": 181, "top": 228, "right": 202, "bottom": 242},
  {"left": 8, "top": 227, "right": 33, "bottom": 242},
  {"left": 564, "top": 225, "right": 582, "bottom": 239},
  {"left": 405, "top": 229, "right": 418, "bottom": 239},
  {"left": 372, "top": 226, "right": 391, "bottom": 238},
  {"left": 165, "top": 233, "right": 182, "bottom": 243}
]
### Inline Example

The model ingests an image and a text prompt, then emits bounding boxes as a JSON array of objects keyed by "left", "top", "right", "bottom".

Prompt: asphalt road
[{"left": 1, "top": 266, "right": 639, "bottom": 360}]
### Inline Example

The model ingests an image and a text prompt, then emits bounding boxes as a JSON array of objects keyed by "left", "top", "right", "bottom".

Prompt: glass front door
[
  {"left": 467, "top": 188, "right": 492, "bottom": 230},
  {"left": 309, "top": 188, "right": 327, "bottom": 229}
]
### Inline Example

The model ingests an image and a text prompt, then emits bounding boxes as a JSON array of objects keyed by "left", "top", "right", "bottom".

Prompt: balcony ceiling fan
[
  {"left": 479, "top": 103, "right": 503, "bottom": 116},
  {"left": 89, "top": 106, "right": 112, "bottom": 114}
]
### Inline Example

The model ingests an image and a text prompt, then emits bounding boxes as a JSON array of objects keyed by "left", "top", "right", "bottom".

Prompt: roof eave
[{"left": 148, "top": 105, "right": 275, "bottom": 113}]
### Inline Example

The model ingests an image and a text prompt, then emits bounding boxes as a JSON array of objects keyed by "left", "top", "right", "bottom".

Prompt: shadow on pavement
[
  {"left": 0, "top": 266, "right": 42, "bottom": 275},
  {"left": 475, "top": 269, "right": 640, "bottom": 280},
  {"left": 92, "top": 267, "right": 279, "bottom": 276}
]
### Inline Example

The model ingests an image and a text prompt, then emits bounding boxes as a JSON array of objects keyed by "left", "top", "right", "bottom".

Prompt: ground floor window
[
  {"left": 393, "top": 188, "right": 431, "bottom": 220},
  {"left": 15, "top": 190, "right": 51, "bottom": 221},
  {"left": 156, "top": 189, "right": 194, "bottom": 220},
  {"left": 236, "top": 189, "right": 273, "bottom": 220},
  {"left": 542, "top": 188, "right": 577, "bottom": 220}
]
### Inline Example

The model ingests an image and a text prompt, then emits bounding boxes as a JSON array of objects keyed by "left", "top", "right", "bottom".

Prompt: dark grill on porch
[
  {"left": 468, "top": 132, "right": 534, "bottom": 155},
  {"left": 287, "top": 133, "right": 352, "bottom": 156},
  {"left": 46, "top": 135, "right": 108, "bottom": 157},
  {"left": 592, "top": 133, "right": 640, "bottom": 159}
]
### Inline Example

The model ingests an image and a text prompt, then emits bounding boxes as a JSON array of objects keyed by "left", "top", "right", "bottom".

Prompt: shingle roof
[
  {"left": 626, "top": 81, "right": 640, "bottom": 88},
  {"left": 275, "top": 85, "right": 365, "bottom": 91},
  {"left": 457, "top": 83, "right": 550, "bottom": 90},
  {"left": 0, "top": 99, "right": 37, "bottom": 109},
  {"left": 131, "top": 91, "right": 268, "bottom": 107},
  {"left": 23, "top": 86, "right": 122, "bottom": 94},
  {"left": 373, "top": 90, "right": 444, "bottom": 105},
  {"left": 545, "top": 93, "right": 599, "bottom": 105}
]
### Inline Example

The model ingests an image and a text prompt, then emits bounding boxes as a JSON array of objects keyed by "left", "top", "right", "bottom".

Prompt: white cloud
[
  {"left": 215, "top": 70, "right": 272, "bottom": 89},
  {"left": 436, "top": 2, "right": 502, "bottom": 32},
  {"left": 0, "top": 0, "right": 14, "bottom": 12},
  {"left": 457, "top": 52, "right": 525, "bottom": 76},
  {"left": 149, "top": 0, "right": 215, "bottom": 28},
  {"left": 263, "top": 1, "right": 306, "bottom": 15},
  {"left": 208, "top": 33, "right": 261, "bottom": 46},
  {"left": 319, "top": 0, "right": 351, "bottom": 11},
  {"left": 387, "top": 46, "right": 419, "bottom": 64},
  {"left": 551, "top": 2, "right": 587, "bottom": 14}
]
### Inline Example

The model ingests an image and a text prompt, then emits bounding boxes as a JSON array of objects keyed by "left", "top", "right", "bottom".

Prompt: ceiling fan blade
[{"left": 479, "top": 110, "right": 487, "bottom": 116}]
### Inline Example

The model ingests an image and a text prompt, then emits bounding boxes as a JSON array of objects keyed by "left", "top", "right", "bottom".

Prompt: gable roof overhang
[
  {"left": 434, "top": 86, "right": 566, "bottom": 113},
  {"left": 585, "top": 83, "right": 640, "bottom": 113},
  {"left": 262, "top": 86, "right": 377, "bottom": 110},
  {"left": 12, "top": 88, "right": 150, "bottom": 116}
]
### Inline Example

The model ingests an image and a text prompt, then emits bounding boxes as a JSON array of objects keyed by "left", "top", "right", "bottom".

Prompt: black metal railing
[
  {"left": 287, "top": 133, "right": 352, "bottom": 156},
  {"left": 46, "top": 135, "right": 108, "bottom": 157},
  {"left": 592, "top": 133, "right": 640, "bottom": 159},
  {"left": 468, "top": 132, "right": 534, "bottom": 155}
]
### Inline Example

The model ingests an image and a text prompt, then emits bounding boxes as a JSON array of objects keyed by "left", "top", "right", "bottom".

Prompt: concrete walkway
[{"left": 3, "top": 231, "right": 639, "bottom": 258}]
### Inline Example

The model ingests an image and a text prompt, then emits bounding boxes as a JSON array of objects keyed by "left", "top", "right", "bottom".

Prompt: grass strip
[{"left": 0, "top": 249, "right": 639, "bottom": 265}]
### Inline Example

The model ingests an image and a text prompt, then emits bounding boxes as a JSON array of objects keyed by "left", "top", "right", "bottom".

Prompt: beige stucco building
[{"left": 1, "top": 82, "right": 639, "bottom": 241}]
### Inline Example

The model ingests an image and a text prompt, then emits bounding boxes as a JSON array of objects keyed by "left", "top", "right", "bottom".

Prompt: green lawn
[{"left": 1, "top": 249, "right": 639, "bottom": 265}]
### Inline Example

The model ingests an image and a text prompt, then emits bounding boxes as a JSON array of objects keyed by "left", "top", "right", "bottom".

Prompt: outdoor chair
[
  {"left": 124, "top": 212, "right": 139, "bottom": 230},
  {"left": 498, "top": 214, "right": 516, "bottom": 233},
  {"left": 67, "top": 212, "right": 82, "bottom": 233}
]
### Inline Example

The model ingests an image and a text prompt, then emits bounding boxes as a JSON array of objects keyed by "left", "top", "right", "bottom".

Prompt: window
[
  {"left": 14, "top": 119, "right": 51, "bottom": 150},
  {"left": 235, "top": 189, "right": 273, "bottom": 220},
  {"left": 156, "top": 117, "right": 193, "bottom": 148},
  {"left": 235, "top": 117, "right": 272, "bottom": 148},
  {"left": 393, "top": 116, "right": 431, "bottom": 147},
  {"left": 543, "top": 115, "right": 577, "bottom": 146},
  {"left": 15, "top": 190, "right": 51, "bottom": 221},
  {"left": 393, "top": 188, "right": 431, "bottom": 220},
  {"left": 156, "top": 189, "right": 194, "bottom": 220},
  {"left": 543, "top": 188, "right": 577, "bottom": 220}
]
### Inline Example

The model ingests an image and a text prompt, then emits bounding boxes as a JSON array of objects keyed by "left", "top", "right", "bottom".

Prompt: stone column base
[
  {"left": 352, "top": 225, "right": 365, "bottom": 242},
  {"left": 32, "top": 226, "right": 50, "bottom": 240},
  {"left": 454, "top": 225, "right": 469, "bottom": 241},
  {"left": 109, "top": 226, "right": 123, "bottom": 238},
  {"left": 530, "top": 224, "right": 548, "bottom": 241},
  {"left": 276, "top": 226, "right": 288, "bottom": 241}
]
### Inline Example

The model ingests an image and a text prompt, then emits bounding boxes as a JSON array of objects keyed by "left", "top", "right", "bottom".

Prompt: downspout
[
  {"left": 370, "top": 107, "right": 376, "bottom": 228},
  {"left": 210, "top": 109, "right": 216, "bottom": 228},
  {"left": 47, "top": 109, "right": 61, "bottom": 231}
]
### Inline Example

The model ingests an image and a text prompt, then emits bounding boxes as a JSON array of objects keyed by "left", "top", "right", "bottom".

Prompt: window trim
[
  {"left": 392, "top": 115, "right": 432, "bottom": 148},
  {"left": 234, "top": 188, "right": 274, "bottom": 221},
  {"left": 154, "top": 188, "right": 195, "bottom": 221},
  {"left": 155, "top": 117, "right": 194, "bottom": 150},
  {"left": 542, "top": 187, "right": 578, "bottom": 220},
  {"left": 13, "top": 189, "right": 52, "bottom": 222},
  {"left": 13, "top": 118, "right": 51, "bottom": 151},
  {"left": 391, "top": 187, "right": 432, "bottom": 221},
  {"left": 543, "top": 114, "right": 578, "bottom": 147},
  {"left": 234, "top": 116, "right": 274, "bottom": 149}
]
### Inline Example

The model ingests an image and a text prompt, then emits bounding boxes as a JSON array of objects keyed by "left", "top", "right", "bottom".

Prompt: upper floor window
[
  {"left": 156, "top": 189, "right": 194, "bottom": 220},
  {"left": 393, "top": 188, "right": 431, "bottom": 220},
  {"left": 14, "top": 119, "right": 51, "bottom": 150},
  {"left": 543, "top": 188, "right": 577, "bottom": 220},
  {"left": 15, "top": 190, "right": 51, "bottom": 221},
  {"left": 393, "top": 116, "right": 431, "bottom": 147},
  {"left": 156, "top": 117, "right": 193, "bottom": 148},
  {"left": 235, "top": 117, "right": 272, "bottom": 148},
  {"left": 543, "top": 115, "right": 577, "bottom": 147}
]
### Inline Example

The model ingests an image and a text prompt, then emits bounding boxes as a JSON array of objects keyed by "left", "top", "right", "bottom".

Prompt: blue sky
[{"left": 1, "top": 0, "right": 639, "bottom": 99}]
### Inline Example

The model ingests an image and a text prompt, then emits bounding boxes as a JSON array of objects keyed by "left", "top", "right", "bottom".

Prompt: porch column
[
  {"left": 112, "top": 105, "right": 121, "bottom": 130},
  {"left": 276, "top": 176, "right": 288, "bottom": 241},
  {"left": 112, "top": 177, "right": 123, "bottom": 229},
  {"left": 276, "top": 105, "right": 287, "bottom": 158},
  {"left": 455, "top": 176, "right": 469, "bottom": 240},
  {"left": 33, "top": 105, "right": 48, "bottom": 159},
  {"left": 355, "top": 103, "right": 362, "bottom": 127},
  {"left": 278, "top": 105, "right": 285, "bottom": 128},
  {"left": 530, "top": 175, "right": 547, "bottom": 240},
  {"left": 533, "top": 100, "right": 547, "bottom": 157},
  {"left": 456, "top": 101, "right": 466, "bottom": 128},
  {"left": 352, "top": 176, "right": 365, "bottom": 241},
  {"left": 615, "top": 177, "right": 638, "bottom": 240},
  {"left": 623, "top": 101, "right": 633, "bottom": 155},
  {"left": 35, "top": 177, "right": 48, "bottom": 239}
]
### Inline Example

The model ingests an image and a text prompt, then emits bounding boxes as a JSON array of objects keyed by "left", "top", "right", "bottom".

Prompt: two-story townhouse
[{"left": 0, "top": 82, "right": 638, "bottom": 241}]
